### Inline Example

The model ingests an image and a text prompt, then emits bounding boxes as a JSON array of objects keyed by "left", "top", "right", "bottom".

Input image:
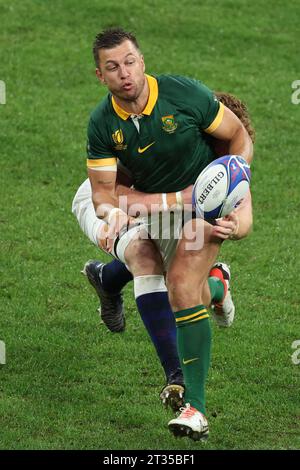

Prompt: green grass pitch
[{"left": 0, "top": 0, "right": 299, "bottom": 450}]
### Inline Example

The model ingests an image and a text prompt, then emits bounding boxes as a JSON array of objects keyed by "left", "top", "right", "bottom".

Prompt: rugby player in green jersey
[
  {"left": 84, "top": 28, "right": 253, "bottom": 441},
  {"left": 73, "top": 90, "right": 254, "bottom": 417}
]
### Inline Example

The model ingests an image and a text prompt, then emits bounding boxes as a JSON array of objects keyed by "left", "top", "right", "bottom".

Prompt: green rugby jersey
[{"left": 87, "top": 74, "right": 223, "bottom": 193}]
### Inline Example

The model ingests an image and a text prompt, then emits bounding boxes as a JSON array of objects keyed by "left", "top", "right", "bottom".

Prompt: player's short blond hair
[
  {"left": 215, "top": 92, "right": 256, "bottom": 143},
  {"left": 93, "top": 28, "right": 140, "bottom": 67}
]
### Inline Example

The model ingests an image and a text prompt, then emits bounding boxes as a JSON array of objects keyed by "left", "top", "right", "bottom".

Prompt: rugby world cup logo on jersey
[
  {"left": 162, "top": 115, "right": 178, "bottom": 133},
  {"left": 112, "top": 129, "right": 127, "bottom": 151}
]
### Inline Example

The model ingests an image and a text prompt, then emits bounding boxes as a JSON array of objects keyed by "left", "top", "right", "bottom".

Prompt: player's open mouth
[{"left": 122, "top": 83, "right": 133, "bottom": 91}]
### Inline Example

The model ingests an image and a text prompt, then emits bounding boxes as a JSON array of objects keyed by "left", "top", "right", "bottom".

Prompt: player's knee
[{"left": 167, "top": 272, "right": 198, "bottom": 310}]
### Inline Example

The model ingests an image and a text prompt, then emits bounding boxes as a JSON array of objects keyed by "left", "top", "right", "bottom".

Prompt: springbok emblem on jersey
[{"left": 162, "top": 115, "right": 178, "bottom": 134}]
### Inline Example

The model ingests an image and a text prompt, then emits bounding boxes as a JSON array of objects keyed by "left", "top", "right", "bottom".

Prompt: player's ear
[{"left": 96, "top": 68, "right": 106, "bottom": 84}]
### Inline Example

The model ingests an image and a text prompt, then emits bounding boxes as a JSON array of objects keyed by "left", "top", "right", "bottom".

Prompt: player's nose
[{"left": 119, "top": 64, "right": 130, "bottom": 79}]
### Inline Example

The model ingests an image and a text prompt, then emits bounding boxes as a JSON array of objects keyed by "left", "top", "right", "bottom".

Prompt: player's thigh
[
  {"left": 124, "top": 236, "right": 164, "bottom": 276},
  {"left": 167, "top": 218, "right": 221, "bottom": 308},
  {"left": 173, "top": 218, "right": 220, "bottom": 274},
  {"left": 150, "top": 211, "right": 183, "bottom": 271}
]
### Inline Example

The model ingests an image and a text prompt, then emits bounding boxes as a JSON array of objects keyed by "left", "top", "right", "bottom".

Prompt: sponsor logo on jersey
[
  {"left": 162, "top": 115, "right": 178, "bottom": 133},
  {"left": 138, "top": 142, "right": 155, "bottom": 154},
  {"left": 112, "top": 129, "right": 127, "bottom": 150}
]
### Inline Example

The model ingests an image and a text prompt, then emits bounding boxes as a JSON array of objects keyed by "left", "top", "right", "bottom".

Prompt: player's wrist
[
  {"left": 161, "top": 191, "right": 183, "bottom": 211},
  {"left": 107, "top": 207, "right": 128, "bottom": 224},
  {"left": 97, "top": 206, "right": 128, "bottom": 224},
  {"left": 175, "top": 191, "right": 183, "bottom": 208}
]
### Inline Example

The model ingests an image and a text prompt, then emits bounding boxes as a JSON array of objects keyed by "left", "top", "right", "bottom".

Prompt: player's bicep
[
  {"left": 87, "top": 116, "right": 117, "bottom": 171},
  {"left": 206, "top": 105, "right": 244, "bottom": 141}
]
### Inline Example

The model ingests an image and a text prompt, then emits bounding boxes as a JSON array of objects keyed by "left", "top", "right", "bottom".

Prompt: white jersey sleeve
[{"left": 71, "top": 178, "right": 104, "bottom": 247}]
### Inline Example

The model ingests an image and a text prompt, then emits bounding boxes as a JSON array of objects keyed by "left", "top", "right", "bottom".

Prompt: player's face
[{"left": 96, "top": 40, "right": 146, "bottom": 102}]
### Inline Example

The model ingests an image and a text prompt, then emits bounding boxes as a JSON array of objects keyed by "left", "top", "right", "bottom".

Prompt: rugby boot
[
  {"left": 168, "top": 403, "right": 209, "bottom": 441},
  {"left": 210, "top": 262, "right": 235, "bottom": 327},
  {"left": 82, "top": 260, "right": 125, "bottom": 332},
  {"left": 160, "top": 368, "right": 185, "bottom": 412}
]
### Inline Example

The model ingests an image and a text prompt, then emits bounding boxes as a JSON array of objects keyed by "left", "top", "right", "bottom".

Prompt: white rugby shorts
[{"left": 72, "top": 179, "right": 186, "bottom": 269}]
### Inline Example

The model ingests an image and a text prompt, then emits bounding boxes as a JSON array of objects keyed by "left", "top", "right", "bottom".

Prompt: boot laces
[{"left": 179, "top": 403, "right": 196, "bottom": 418}]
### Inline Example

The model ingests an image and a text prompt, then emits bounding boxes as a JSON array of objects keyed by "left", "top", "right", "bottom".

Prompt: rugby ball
[{"left": 192, "top": 155, "right": 251, "bottom": 219}]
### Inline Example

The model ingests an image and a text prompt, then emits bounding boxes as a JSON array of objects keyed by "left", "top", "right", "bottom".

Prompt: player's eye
[
  {"left": 125, "top": 58, "right": 136, "bottom": 66},
  {"left": 106, "top": 64, "right": 118, "bottom": 71}
]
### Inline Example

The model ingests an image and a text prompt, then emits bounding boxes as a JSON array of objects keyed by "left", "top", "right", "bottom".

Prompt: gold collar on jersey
[{"left": 111, "top": 74, "right": 158, "bottom": 120}]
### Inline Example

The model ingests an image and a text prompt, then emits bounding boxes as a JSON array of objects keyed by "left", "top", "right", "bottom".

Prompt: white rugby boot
[
  {"left": 210, "top": 262, "right": 235, "bottom": 328},
  {"left": 168, "top": 403, "right": 209, "bottom": 441}
]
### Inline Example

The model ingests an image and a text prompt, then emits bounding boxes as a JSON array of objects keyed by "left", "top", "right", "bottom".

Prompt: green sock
[
  {"left": 208, "top": 276, "right": 225, "bottom": 303},
  {"left": 175, "top": 305, "right": 211, "bottom": 415}
]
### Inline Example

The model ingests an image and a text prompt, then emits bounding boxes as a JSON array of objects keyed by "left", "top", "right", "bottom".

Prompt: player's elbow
[
  {"left": 236, "top": 213, "right": 253, "bottom": 240},
  {"left": 234, "top": 124, "right": 253, "bottom": 164}
]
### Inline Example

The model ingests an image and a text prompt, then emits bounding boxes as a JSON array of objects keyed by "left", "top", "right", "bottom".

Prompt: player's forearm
[
  {"left": 228, "top": 126, "right": 253, "bottom": 165},
  {"left": 116, "top": 184, "right": 187, "bottom": 216},
  {"left": 88, "top": 168, "right": 125, "bottom": 221},
  {"left": 233, "top": 192, "right": 253, "bottom": 240},
  {"left": 117, "top": 186, "right": 160, "bottom": 216},
  {"left": 92, "top": 191, "right": 121, "bottom": 221}
]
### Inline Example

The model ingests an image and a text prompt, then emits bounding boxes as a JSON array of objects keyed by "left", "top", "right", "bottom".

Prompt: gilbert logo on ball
[{"left": 192, "top": 155, "right": 251, "bottom": 219}]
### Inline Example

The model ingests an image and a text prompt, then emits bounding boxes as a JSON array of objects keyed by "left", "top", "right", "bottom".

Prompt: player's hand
[
  {"left": 106, "top": 209, "right": 136, "bottom": 252},
  {"left": 212, "top": 211, "right": 240, "bottom": 240}
]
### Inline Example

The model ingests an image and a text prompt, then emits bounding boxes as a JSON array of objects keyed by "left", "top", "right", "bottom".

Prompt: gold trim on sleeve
[
  {"left": 87, "top": 157, "right": 117, "bottom": 168},
  {"left": 204, "top": 102, "right": 224, "bottom": 134}
]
